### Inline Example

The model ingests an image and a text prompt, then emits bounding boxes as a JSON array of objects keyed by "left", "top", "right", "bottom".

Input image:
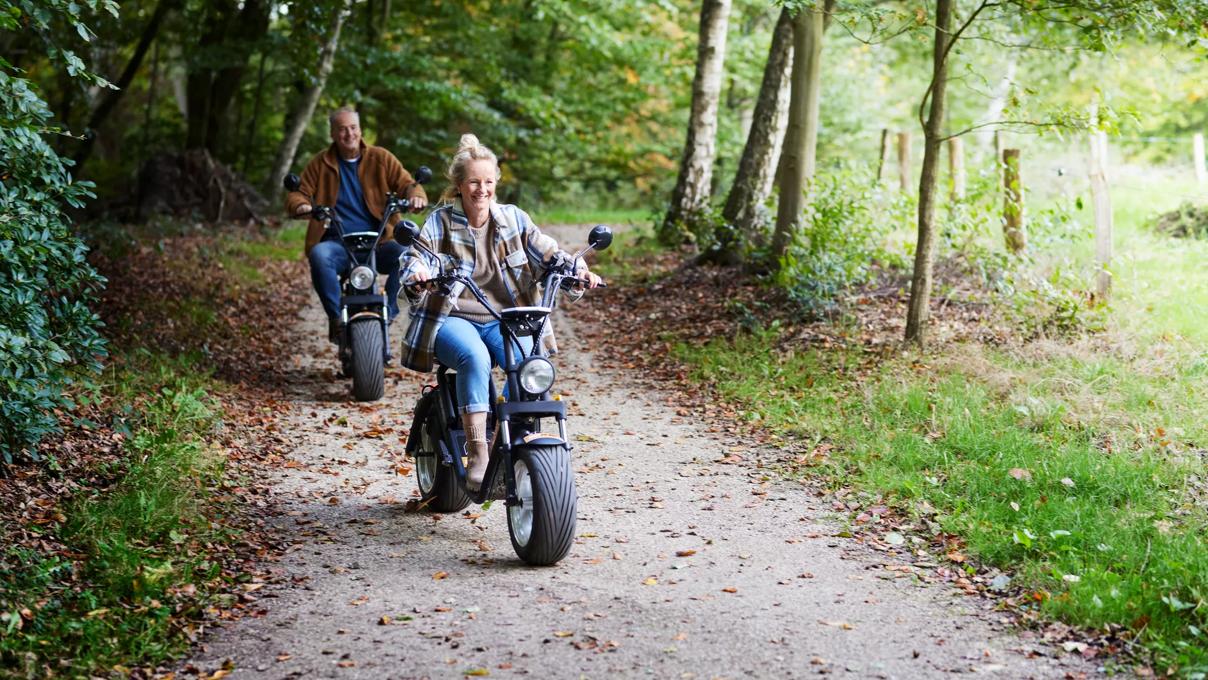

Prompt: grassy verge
[
  {"left": 664, "top": 168, "right": 1208, "bottom": 673},
  {"left": 1, "top": 354, "right": 231, "bottom": 677},
  {"left": 1, "top": 220, "right": 307, "bottom": 677},
  {"left": 531, "top": 207, "right": 654, "bottom": 228},
  {"left": 676, "top": 331, "right": 1206, "bottom": 672}
]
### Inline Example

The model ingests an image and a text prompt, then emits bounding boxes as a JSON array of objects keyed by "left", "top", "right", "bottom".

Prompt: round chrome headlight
[
  {"left": 349, "top": 266, "right": 375, "bottom": 291},
  {"left": 518, "top": 357, "right": 555, "bottom": 395}
]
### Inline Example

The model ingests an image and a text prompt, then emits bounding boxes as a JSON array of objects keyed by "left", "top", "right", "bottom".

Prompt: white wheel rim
[
  {"left": 509, "top": 459, "right": 533, "bottom": 547},
  {"left": 416, "top": 426, "right": 437, "bottom": 494}
]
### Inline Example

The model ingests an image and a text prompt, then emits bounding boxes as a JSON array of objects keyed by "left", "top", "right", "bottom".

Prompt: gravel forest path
[{"left": 184, "top": 226, "right": 1098, "bottom": 680}]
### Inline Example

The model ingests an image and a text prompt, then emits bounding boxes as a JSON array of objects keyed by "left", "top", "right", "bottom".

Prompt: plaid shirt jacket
[{"left": 397, "top": 199, "right": 574, "bottom": 373}]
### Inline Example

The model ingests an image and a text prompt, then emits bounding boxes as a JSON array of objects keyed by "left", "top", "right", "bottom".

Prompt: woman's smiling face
[{"left": 459, "top": 159, "right": 497, "bottom": 218}]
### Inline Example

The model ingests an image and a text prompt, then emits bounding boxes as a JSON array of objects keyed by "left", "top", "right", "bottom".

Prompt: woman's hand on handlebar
[
  {"left": 405, "top": 264, "right": 437, "bottom": 293},
  {"left": 408, "top": 196, "right": 428, "bottom": 212},
  {"left": 574, "top": 262, "right": 604, "bottom": 289},
  {"left": 295, "top": 204, "right": 312, "bottom": 217}
]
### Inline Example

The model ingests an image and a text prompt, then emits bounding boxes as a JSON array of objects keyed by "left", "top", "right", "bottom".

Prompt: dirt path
[{"left": 185, "top": 227, "right": 1099, "bottom": 679}]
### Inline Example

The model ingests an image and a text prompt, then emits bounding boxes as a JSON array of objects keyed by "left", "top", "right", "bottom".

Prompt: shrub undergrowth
[{"left": 0, "top": 354, "right": 231, "bottom": 678}]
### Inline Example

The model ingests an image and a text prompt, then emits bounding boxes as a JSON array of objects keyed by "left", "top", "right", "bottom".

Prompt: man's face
[{"left": 330, "top": 112, "right": 362, "bottom": 157}]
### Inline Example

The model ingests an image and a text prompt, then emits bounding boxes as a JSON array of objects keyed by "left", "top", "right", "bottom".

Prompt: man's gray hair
[{"left": 329, "top": 105, "right": 359, "bottom": 128}]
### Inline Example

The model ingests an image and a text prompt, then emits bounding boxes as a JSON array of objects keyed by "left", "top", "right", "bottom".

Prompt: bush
[
  {"left": 0, "top": 70, "right": 106, "bottom": 464},
  {"left": 772, "top": 166, "right": 911, "bottom": 316},
  {"left": 1151, "top": 202, "right": 1208, "bottom": 239}
]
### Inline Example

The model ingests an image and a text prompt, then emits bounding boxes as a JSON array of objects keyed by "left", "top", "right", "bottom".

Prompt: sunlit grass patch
[
  {"left": 0, "top": 352, "right": 233, "bottom": 677},
  {"left": 675, "top": 329, "right": 1208, "bottom": 672},
  {"left": 531, "top": 207, "right": 653, "bottom": 227}
]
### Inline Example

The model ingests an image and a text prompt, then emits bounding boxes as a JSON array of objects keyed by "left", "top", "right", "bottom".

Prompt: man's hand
[
  {"left": 295, "top": 203, "right": 312, "bottom": 217},
  {"left": 409, "top": 196, "right": 428, "bottom": 212}
]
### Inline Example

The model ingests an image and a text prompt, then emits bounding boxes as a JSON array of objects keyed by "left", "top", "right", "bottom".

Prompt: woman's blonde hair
[{"left": 439, "top": 133, "right": 500, "bottom": 203}]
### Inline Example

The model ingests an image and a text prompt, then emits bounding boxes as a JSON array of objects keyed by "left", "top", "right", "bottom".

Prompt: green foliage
[
  {"left": 676, "top": 330, "right": 1208, "bottom": 673},
  {"left": 0, "top": 17, "right": 107, "bottom": 464},
  {"left": 0, "top": 354, "right": 229, "bottom": 677},
  {"left": 1151, "top": 202, "right": 1208, "bottom": 240},
  {"left": 772, "top": 166, "right": 911, "bottom": 316}
]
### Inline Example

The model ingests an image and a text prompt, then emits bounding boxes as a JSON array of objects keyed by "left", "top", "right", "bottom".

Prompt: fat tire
[
  {"left": 508, "top": 445, "right": 576, "bottom": 566},
  {"left": 415, "top": 408, "right": 471, "bottom": 513},
  {"left": 349, "top": 320, "right": 385, "bottom": 402}
]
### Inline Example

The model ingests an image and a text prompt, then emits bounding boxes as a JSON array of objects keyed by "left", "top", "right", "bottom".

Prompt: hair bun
[{"left": 457, "top": 134, "right": 480, "bottom": 152}]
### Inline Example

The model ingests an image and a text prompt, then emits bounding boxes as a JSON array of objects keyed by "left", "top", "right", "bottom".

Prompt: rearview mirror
[
  {"left": 414, "top": 166, "right": 433, "bottom": 185},
  {"left": 587, "top": 225, "right": 613, "bottom": 252},
  {"left": 394, "top": 220, "right": 420, "bottom": 246},
  {"left": 283, "top": 174, "right": 301, "bottom": 192}
]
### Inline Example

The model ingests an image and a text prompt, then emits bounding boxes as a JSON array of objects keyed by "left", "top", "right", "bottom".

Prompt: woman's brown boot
[{"left": 463, "top": 412, "right": 489, "bottom": 491}]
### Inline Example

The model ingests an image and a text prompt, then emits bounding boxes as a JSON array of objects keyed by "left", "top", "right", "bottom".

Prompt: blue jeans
[
  {"left": 308, "top": 239, "right": 404, "bottom": 322},
  {"left": 434, "top": 317, "right": 535, "bottom": 414}
]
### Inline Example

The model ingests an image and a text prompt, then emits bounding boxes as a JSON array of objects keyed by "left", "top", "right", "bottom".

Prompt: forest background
[{"left": 2, "top": 0, "right": 1208, "bottom": 677}]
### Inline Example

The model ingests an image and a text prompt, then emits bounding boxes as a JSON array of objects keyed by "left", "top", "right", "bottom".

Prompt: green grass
[
  {"left": 666, "top": 165, "right": 1208, "bottom": 671},
  {"left": 675, "top": 324, "right": 1207, "bottom": 673},
  {"left": 1088, "top": 180, "right": 1208, "bottom": 345},
  {"left": 0, "top": 353, "right": 232, "bottom": 677},
  {"left": 219, "top": 222, "right": 308, "bottom": 284},
  {"left": 530, "top": 207, "right": 653, "bottom": 227}
]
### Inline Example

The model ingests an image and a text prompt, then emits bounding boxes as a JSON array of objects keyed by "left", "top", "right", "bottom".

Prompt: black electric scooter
[
  {"left": 395, "top": 223, "right": 612, "bottom": 565},
  {"left": 283, "top": 168, "right": 431, "bottom": 401}
]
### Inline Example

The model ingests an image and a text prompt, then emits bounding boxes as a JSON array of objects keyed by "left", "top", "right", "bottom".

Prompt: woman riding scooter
[{"left": 398, "top": 134, "right": 602, "bottom": 490}]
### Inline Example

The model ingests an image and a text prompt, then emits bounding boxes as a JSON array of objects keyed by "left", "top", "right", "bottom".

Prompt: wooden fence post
[
  {"left": 1089, "top": 131, "right": 1113, "bottom": 299},
  {"left": 1194, "top": 132, "right": 1207, "bottom": 185},
  {"left": 948, "top": 136, "right": 965, "bottom": 201},
  {"left": 896, "top": 131, "right": 911, "bottom": 193},
  {"left": 877, "top": 128, "right": 892, "bottom": 184},
  {"left": 1002, "top": 148, "right": 1026, "bottom": 253}
]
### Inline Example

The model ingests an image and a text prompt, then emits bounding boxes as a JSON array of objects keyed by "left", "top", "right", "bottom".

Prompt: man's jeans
[
  {"left": 308, "top": 240, "right": 404, "bottom": 322},
  {"left": 433, "top": 317, "right": 536, "bottom": 414}
]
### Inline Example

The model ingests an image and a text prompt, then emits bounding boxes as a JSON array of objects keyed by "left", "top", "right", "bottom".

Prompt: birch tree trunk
[
  {"left": 660, "top": 0, "right": 731, "bottom": 243},
  {"left": 903, "top": 0, "right": 954, "bottom": 346},
  {"left": 716, "top": 7, "right": 794, "bottom": 262},
  {"left": 769, "top": 6, "right": 825, "bottom": 266},
  {"left": 266, "top": 1, "right": 349, "bottom": 205}
]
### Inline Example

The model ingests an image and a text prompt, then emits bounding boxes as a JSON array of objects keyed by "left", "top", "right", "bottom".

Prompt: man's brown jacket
[{"left": 285, "top": 141, "right": 428, "bottom": 256}]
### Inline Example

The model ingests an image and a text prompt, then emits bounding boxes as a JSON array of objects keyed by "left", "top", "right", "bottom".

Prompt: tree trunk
[
  {"left": 266, "top": 1, "right": 349, "bottom": 205},
  {"left": 660, "top": 0, "right": 731, "bottom": 243},
  {"left": 769, "top": 6, "right": 825, "bottom": 266},
  {"left": 241, "top": 52, "right": 269, "bottom": 177},
  {"left": 184, "top": 0, "right": 271, "bottom": 154},
  {"left": 715, "top": 7, "right": 794, "bottom": 262},
  {"left": 72, "top": 0, "right": 177, "bottom": 172},
  {"left": 903, "top": 0, "right": 954, "bottom": 347}
]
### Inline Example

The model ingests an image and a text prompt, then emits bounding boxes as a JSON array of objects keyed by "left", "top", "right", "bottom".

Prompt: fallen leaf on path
[
  {"left": 463, "top": 669, "right": 490, "bottom": 676},
  {"left": 643, "top": 577, "right": 658, "bottom": 586},
  {"left": 433, "top": 571, "right": 449, "bottom": 580},
  {"left": 275, "top": 654, "right": 291, "bottom": 662},
  {"left": 721, "top": 586, "right": 737, "bottom": 593},
  {"left": 675, "top": 549, "right": 697, "bottom": 557},
  {"left": 818, "top": 619, "right": 855, "bottom": 630},
  {"left": 553, "top": 631, "right": 574, "bottom": 638}
]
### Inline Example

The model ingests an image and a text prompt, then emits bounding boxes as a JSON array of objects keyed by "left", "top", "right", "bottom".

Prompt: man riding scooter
[{"left": 284, "top": 106, "right": 428, "bottom": 346}]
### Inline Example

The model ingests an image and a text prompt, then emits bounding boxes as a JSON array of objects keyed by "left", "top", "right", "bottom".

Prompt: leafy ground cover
[
  {"left": 569, "top": 174, "right": 1208, "bottom": 676},
  {"left": 0, "top": 221, "right": 309, "bottom": 678}
]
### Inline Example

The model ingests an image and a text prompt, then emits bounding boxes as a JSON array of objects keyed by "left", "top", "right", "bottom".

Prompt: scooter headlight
[
  {"left": 349, "top": 266, "right": 375, "bottom": 291},
  {"left": 518, "top": 357, "right": 555, "bottom": 395}
]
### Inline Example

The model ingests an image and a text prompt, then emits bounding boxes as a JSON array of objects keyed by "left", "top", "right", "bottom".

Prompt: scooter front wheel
[
  {"left": 349, "top": 319, "right": 385, "bottom": 402},
  {"left": 507, "top": 445, "right": 576, "bottom": 566}
]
